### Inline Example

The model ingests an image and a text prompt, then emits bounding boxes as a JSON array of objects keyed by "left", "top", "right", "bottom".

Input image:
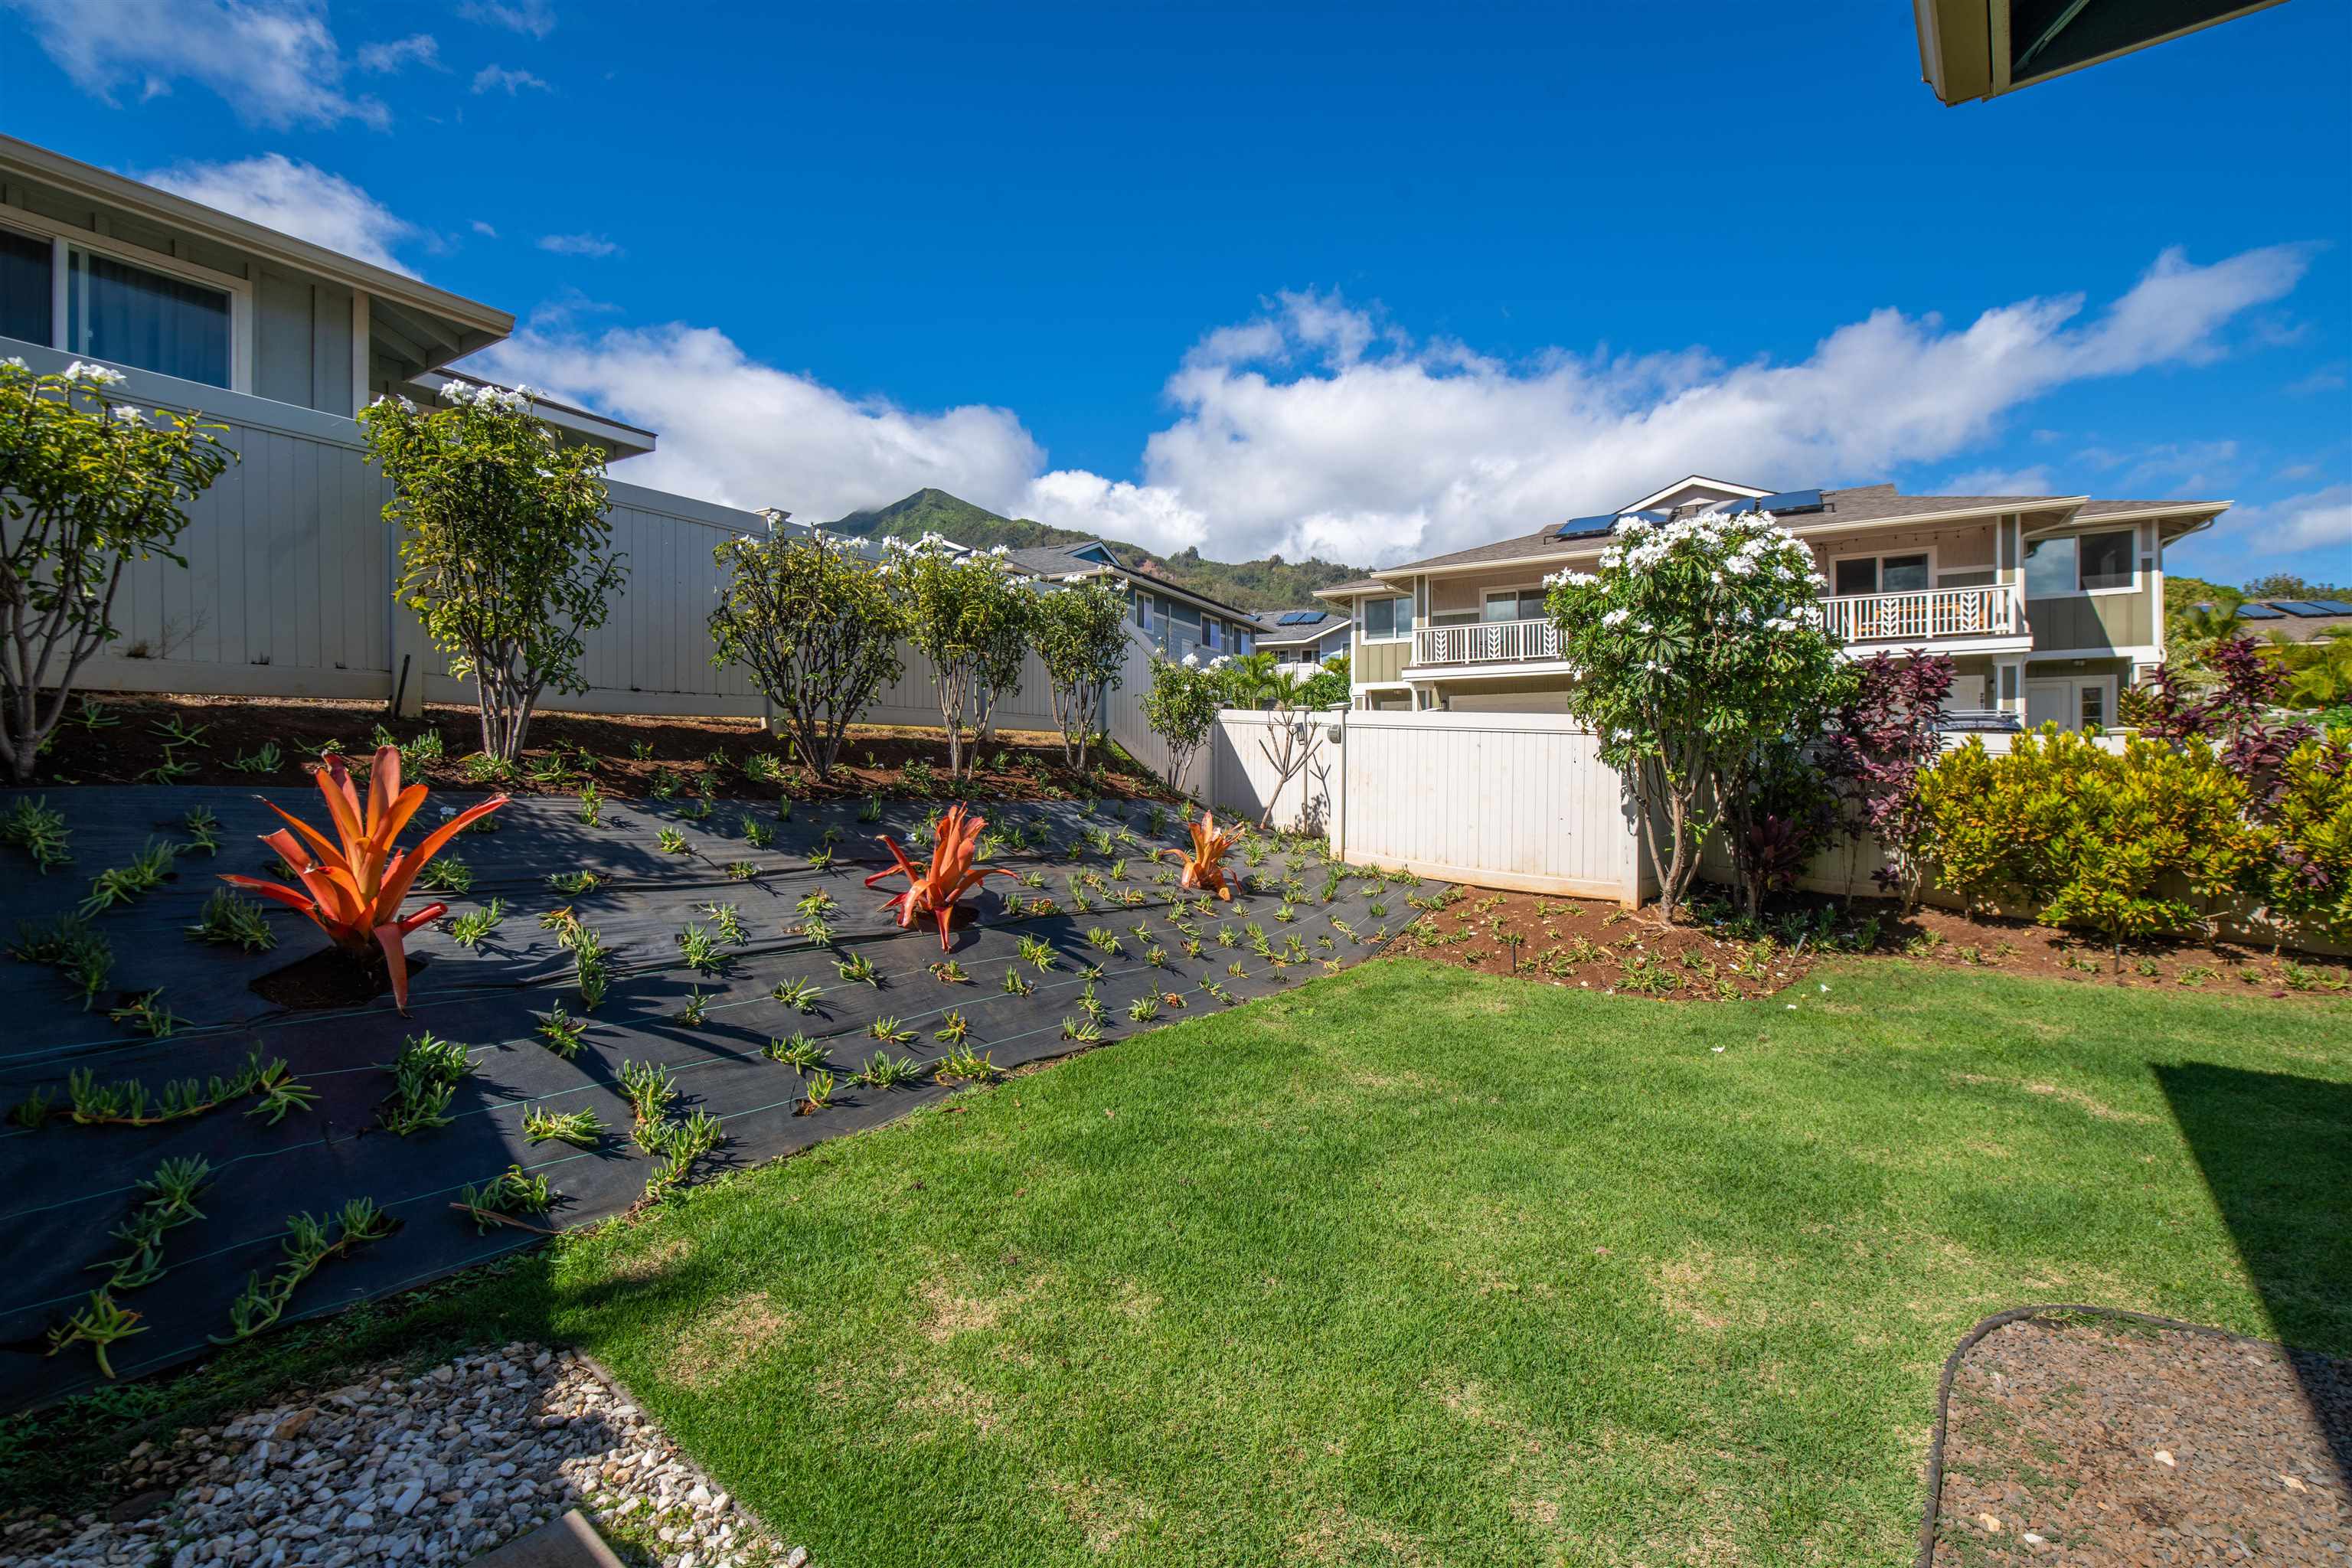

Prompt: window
[
  {"left": 2025, "top": 529, "right": 2135, "bottom": 596},
  {"left": 2078, "top": 529, "right": 2134, "bottom": 591},
  {"left": 1831, "top": 552, "right": 1930, "bottom": 597},
  {"left": 1482, "top": 589, "right": 1547, "bottom": 622},
  {"left": 65, "top": 247, "right": 232, "bottom": 388},
  {"left": 1362, "top": 596, "right": 1413, "bottom": 641},
  {"left": 2079, "top": 684, "right": 2106, "bottom": 731},
  {"left": 0, "top": 224, "right": 50, "bottom": 346}
]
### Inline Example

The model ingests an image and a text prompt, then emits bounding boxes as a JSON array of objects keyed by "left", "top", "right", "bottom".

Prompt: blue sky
[{"left": 5, "top": 0, "right": 2348, "bottom": 582}]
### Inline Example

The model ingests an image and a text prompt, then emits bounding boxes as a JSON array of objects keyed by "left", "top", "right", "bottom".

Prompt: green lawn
[{"left": 17, "top": 959, "right": 2350, "bottom": 1565}]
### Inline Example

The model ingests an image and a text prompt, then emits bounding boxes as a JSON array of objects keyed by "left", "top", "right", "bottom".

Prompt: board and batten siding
[{"left": 2024, "top": 590, "right": 2155, "bottom": 652}]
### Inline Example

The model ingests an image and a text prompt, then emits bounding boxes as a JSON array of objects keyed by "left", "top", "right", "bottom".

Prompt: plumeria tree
[
  {"left": 881, "top": 534, "right": 1034, "bottom": 779},
  {"left": 1033, "top": 573, "right": 1130, "bottom": 770},
  {"left": 1545, "top": 507, "right": 1849, "bottom": 920},
  {"left": 1141, "top": 652, "right": 1223, "bottom": 800},
  {"left": 0, "top": 359, "right": 231, "bottom": 782},
  {"left": 708, "top": 518, "right": 906, "bottom": 780},
  {"left": 359, "top": 381, "right": 627, "bottom": 763}
]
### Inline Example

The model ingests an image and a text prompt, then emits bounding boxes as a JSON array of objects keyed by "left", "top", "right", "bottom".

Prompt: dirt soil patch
[
  {"left": 1386, "top": 886, "right": 2352, "bottom": 1002},
  {"left": 1929, "top": 1312, "right": 2349, "bottom": 1564},
  {"left": 31, "top": 693, "right": 1172, "bottom": 802}
]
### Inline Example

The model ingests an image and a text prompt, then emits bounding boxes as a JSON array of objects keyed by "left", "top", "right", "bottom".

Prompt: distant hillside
[{"left": 822, "top": 488, "right": 1364, "bottom": 612}]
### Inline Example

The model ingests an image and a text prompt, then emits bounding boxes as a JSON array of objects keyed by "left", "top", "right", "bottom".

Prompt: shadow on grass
[{"left": 2154, "top": 1060, "right": 2352, "bottom": 1484}]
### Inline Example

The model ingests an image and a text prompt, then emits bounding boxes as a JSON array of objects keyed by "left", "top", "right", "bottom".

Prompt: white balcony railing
[
  {"left": 1412, "top": 619, "right": 1561, "bottom": 667},
  {"left": 1406, "top": 590, "right": 2020, "bottom": 670},
  {"left": 1818, "top": 586, "right": 2017, "bottom": 644}
]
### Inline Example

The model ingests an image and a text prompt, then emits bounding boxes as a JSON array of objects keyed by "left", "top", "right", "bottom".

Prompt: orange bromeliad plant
[
  {"left": 866, "top": 802, "right": 1019, "bottom": 950},
  {"left": 220, "top": 745, "right": 507, "bottom": 1011},
  {"left": 1159, "top": 809, "right": 1243, "bottom": 900}
]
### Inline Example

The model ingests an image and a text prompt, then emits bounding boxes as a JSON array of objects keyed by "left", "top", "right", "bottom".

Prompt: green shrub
[
  {"left": 1919, "top": 730, "right": 2266, "bottom": 948},
  {"left": 2265, "top": 725, "right": 2352, "bottom": 944}
]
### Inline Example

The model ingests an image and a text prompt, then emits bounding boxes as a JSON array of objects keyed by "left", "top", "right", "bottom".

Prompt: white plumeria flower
[
  {"left": 512, "top": 384, "right": 542, "bottom": 400},
  {"left": 1601, "top": 607, "right": 1630, "bottom": 627},
  {"left": 64, "top": 361, "right": 127, "bottom": 387},
  {"left": 1181, "top": 653, "right": 1200, "bottom": 668},
  {"left": 109, "top": 405, "right": 144, "bottom": 425},
  {"left": 2, "top": 355, "right": 24, "bottom": 370},
  {"left": 1060, "top": 573, "right": 1089, "bottom": 584},
  {"left": 439, "top": 378, "right": 475, "bottom": 402}
]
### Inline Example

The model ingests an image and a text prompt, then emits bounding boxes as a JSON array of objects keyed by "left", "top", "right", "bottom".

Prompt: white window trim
[
  {"left": 0, "top": 207, "right": 253, "bottom": 394},
  {"left": 1826, "top": 544, "right": 1942, "bottom": 598},
  {"left": 1479, "top": 582, "right": 1550, "bottom": 622},
  {"left": 2023, "top": 524, "right": 2142, "bottom": 600},
  {"left": 1358, "top": 593, "right": 1415, "bottom": 644}
]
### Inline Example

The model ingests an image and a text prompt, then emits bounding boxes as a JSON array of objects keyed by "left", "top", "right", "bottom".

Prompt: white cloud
[
  {"left": 1941, "top": 466, "right": 2054, "bottom": 495},
  {"left": 472, "top": 64, "right": 550, "bottom": 94},
  {"left": 2, "top": 0, "right": 389, "bottom": 128},
  {"left": 537, "top": 233, "right": 620, "bottom": 258},
  {"left": 139, "top": 154, "right": 419, "bottom": 275},
  {"left": 461, "top": 0, "right": 557, "bottom": 38},
  {"left": 2236, "top": 485, "right": 2352, "bottom": 555},
  {"left": 357, "top": 33, "right": 439, "bottom": 73},
  {"left": 1024, "top": 470, "right": 1210, "bottom": 550},
  {"left": 466, "top": 243, "right": 2312, "bottom": 565},
  {"left": 1081, "top": 245, "right": 2312, "bottom": 562},
  {"left": 471, "top": 220, "right": 500, "bottom": 238},
  {"left": 466, "top": 324, "right": 1044, "bottom": 521}
]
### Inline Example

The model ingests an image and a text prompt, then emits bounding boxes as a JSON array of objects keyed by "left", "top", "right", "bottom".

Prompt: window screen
[
  {"left": 68, "top": 247, "right": 230, "bottom": 387},
  {"left": 2078, "top": 530, "right": 2134, "bottom": 591},
  {"left": 1881, "top": 554, "right": 1931, "bottom": 593},
  {"left": 1833, "top": 558, "right": 1877, "bottom": 596},
  {"left": 0, "top": 226, "right": 51, "bottom": 347}
]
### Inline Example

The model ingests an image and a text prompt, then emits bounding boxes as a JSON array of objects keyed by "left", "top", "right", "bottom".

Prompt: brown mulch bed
[
  {"left": 22, "top": 693, "right": 1172, "bottom": 802},
  {"left": 1385, "top": 886, "right": 2352, "bottom": 1003},
  {"left": 1930, "top": 1313, "right": 2349, "bottom": 1563}
]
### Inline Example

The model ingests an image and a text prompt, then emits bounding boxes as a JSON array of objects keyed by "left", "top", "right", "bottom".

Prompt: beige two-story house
[{"left": 1318, "top": 474, "right": 2225, "bottom": 730}]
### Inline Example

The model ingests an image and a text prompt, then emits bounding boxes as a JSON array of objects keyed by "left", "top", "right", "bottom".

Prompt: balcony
[
  {"left": 1404, "top": 588, "right": 2027, "bottom": 678},
  {"left": 1412, "top": 619, "right": 1560, "bottom": 668},
  {"left": 1819, "top": 585, "right": 2021, "bottom": 645}
]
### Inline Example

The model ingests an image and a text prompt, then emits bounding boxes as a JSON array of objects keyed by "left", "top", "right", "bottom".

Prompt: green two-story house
[{"left": 1319, "top": 474, "right": 2224, "bottom": 730}]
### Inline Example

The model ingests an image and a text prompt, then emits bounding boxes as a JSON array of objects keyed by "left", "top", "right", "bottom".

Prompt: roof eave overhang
[{"left": 0, "top": 133, "right": 513, "bottom": 343}]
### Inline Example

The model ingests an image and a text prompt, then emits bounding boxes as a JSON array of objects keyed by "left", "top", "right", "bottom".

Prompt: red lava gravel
[{"left": 1931, "top": 1312, "right": 2349, "bottom": 1563}]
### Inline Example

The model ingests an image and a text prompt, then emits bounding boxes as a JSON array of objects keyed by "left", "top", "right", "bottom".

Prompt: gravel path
[
  {"left": 1, "top": 1344, "right": 808, "bottom": 1568},
  {"left": 1930, "top": 1313, "right": 2348, "bottom": 1563}
]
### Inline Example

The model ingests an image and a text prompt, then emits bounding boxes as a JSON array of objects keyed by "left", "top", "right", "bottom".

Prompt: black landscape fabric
[{"left": 0, "top": 784, "right": 1417, "bottom": 1412}]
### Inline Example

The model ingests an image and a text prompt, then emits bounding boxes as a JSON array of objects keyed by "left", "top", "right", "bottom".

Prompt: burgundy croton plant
[{"left": 221, "top": 745, "right": 507, "bottom": 1011}]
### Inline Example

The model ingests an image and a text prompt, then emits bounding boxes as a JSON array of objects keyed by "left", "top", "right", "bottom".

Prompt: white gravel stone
[{"left": 1, "top": 1345, "right": 809, "bottom": 1568}]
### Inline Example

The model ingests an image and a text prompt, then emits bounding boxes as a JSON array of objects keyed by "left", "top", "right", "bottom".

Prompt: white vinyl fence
[
  {"left": 67, "top": 377, "right": 1086, "bottom": 732},
  {"left": 1152, "top": 706, "right": 1646, "bottom": 903}
]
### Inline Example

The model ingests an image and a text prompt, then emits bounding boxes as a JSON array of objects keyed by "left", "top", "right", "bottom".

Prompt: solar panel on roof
[
  {"left": 2307, "top": 600, "right": 2352, "bottom": 615},
  {"left": 2273, "top": 601, "right": 2346, "bottom": 618},
  {"left": 2235, "top": 603, "right": 2287, "bottom": 620},
  {"left": 1276, "top": 610, "right": 1328, "bottom": 626},
  {"left": 1559, "top": 508, "right": 1668, "bottom": 537}
]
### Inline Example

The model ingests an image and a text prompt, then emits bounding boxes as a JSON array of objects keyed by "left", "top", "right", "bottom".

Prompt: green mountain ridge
[{"left": 822, "top": 488, "right": 1364, "bottom": 612}]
